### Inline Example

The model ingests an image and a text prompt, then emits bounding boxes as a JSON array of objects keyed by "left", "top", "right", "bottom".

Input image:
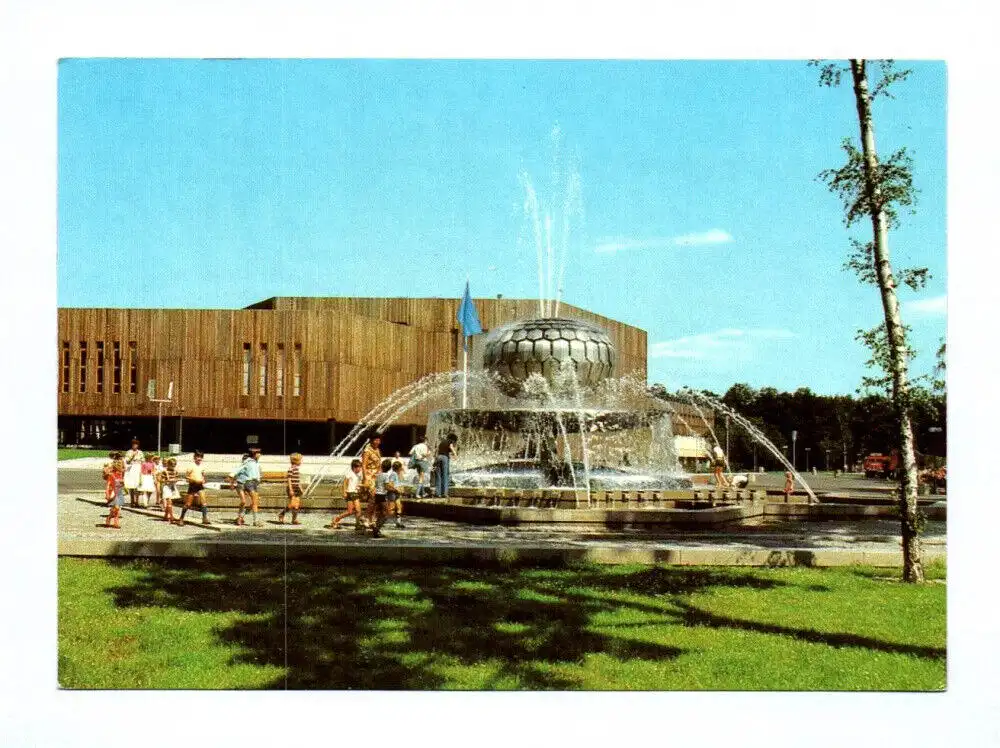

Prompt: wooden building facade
[{"left": 57, "top": 297, "right": 659, "bottom": 454}]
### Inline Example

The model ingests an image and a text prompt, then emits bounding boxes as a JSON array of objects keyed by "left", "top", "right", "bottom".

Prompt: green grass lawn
[
  {"left": 58, "top": 558, "right": 946, "bottom": 690},
  {"left": 58, "top": 448, "right": 103, "bottom": 461}
]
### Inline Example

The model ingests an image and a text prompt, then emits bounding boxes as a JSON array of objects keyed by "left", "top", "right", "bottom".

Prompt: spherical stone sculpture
[{"left": 482, "top": 317, "right": 616, "bottom": 397}]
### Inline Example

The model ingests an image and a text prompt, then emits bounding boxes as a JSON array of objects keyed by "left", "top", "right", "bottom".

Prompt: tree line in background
[{"left": 649, "top": 379, "right": 946, "bottom": 474}]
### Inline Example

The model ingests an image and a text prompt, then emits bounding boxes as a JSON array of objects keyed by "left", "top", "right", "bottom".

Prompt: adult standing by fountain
[
  {"left": 434, "top": 433, "right": 458, "bottom": 498},
  {"left": 123, "top": 438, "right": 144, "bottom": 506},
  {"left": 360, "top": 436, "right": 382, "bottom": 507}
]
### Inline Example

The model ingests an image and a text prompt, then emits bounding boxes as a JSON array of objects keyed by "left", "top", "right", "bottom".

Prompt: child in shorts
[
  {"left": 329, "top": 459, "right": 364, "bottom": 530},
  {"left": 177, "top": 451, "right": 210, "bottom": 526},
  {"left": 390, "top": 460, "right": 408, "bottom": 529},
  {"left": 229, "top": 452, "right": 252, "bottom": 526},
  {"left": 277, "top": 452, "right": 304, "bottom": 525},
  {"left": 368, "top": 458, "right": 399, "bottom": 538},
  {"left": 243, "top": 448, "right": 262, "bottom": 526}
]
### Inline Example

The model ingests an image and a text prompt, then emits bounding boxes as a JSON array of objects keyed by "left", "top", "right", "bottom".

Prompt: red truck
[{"left": 863, "top": 451, "right": 899, "bottom": 479}]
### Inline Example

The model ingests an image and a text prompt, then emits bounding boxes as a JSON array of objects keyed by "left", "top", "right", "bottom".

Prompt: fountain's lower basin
[
  {"left": 429, "top": 405, "right": 684, "bottom": 493},
  {"left": 450, "top": 461, "right": 693, "bottom": 490}
]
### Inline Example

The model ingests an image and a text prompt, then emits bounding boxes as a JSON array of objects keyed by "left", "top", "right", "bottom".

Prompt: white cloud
[
  {"left": 672, "top": 229, "right": 734, "bottom": 246},
  {"left": 903, "top": 294, "right": 947, "bottom": 317},
  {"left": 650, "top": 328, "right": 796, "bottom": 360},
  {"left": 594, "top": 229, "right": 734, "bottom": 254}
]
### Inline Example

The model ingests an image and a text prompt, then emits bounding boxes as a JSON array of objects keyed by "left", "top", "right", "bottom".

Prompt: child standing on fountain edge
[
  {"left": 711, "top": 444, "right": 731, "bottom": 488},
  {"left": 784, "top": 471, "right": 795, "bottom": 502}
]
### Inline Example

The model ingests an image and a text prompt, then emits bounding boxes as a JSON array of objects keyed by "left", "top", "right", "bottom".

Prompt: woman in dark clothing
[{"left": 433, "top": 433, "right": 458, "bottom": 498}]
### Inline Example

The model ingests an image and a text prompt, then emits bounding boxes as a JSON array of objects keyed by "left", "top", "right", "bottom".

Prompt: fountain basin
[{"left": 428, "top": 405, "right": 684, "bottom": 492}]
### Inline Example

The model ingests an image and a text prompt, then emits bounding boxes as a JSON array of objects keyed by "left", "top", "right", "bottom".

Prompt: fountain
[
  {"left": 303, "top": 127, "right": 818, "bottom": 523},
  {"left": 426, "top": 317, "right": 692, "bottom": 498}
]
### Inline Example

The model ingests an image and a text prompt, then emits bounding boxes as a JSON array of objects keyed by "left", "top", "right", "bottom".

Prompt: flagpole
[
  {"left": 458, "top": 276, "right": 480, "bottom": 412},
  {"left": 462, "top": 337, "right": 469, "bottom": 410},
  {"left": 462, "top": 274, "right": 469, "bottom": 410}
]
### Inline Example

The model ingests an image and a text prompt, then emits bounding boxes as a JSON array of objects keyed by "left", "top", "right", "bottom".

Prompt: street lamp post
[
  {"left": 825, "top": 449, "right": 830, "bottom": 472},
  {"left": 791, "top": 430, "right": 797, "bottom": 470},
  {"left": 178, "top": 407, "right": 185, "bottom": 451},
  {"left": 805, "top": 447, "right": 811, "bottom": 472},
  {"left": 147, "top": 380, "right": 174, "bottom": 456}
]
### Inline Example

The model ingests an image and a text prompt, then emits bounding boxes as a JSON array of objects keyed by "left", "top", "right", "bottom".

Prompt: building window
[
  {"left": 293, "top": 343, "right": 302, "bottom": 397},
  {"left": 96, "top": 342, "right": 105, "bottom": 394},
  {"left": 113, "top": 342, "right": 121, "bottom": 394},
  {"left": 259, "top": 343, "right": 268, "bottom": 396},
  {"left": 128, "top": 342, "right": 138, "bottom": 394},
  {"left": 276, "top": 343, "right": 285, "bottom": 398},
  {"left": 242, "top": 343, "right": 251, "bottom": 396},
  {"left": 79, "top": 341, "right": 88, "bottom": 393},
  {"left": 61, "top": 342, "right": 70, "bottom": 393}
]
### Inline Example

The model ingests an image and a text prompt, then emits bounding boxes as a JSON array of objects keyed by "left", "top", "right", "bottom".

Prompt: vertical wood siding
[{"left": 58, "top": 298, "right": 648, "bottom": 426}]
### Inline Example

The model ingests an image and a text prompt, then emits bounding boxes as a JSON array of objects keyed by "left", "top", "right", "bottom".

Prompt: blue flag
[{"left": 457, "top": 281, "right": 482, "bottom": 349}]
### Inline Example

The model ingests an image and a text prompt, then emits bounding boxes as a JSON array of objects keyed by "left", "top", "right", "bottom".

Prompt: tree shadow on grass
[
  {"left": 102, "top": 560, "right": 793, "bottom": 690},
  {"left": 531, "top": 566, "right": 943, "bottom": 664},
  {"left": 671, "top": 599, "right": 945, "bottom": 661},
  {"left": 101, "top": 559, "right": 940, "bottom": 689}
]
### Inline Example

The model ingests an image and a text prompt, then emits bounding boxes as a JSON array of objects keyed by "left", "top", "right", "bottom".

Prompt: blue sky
[{"left": 57, "top": 59, "right": 946, "bottom": 395}]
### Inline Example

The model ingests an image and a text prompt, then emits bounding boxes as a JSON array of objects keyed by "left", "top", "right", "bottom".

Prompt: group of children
[
  {"left": 329, "top": 450, "right": 408, "bottom": 538},
  {"left": 225, "top": 449, "right": 305, "bottom": 527},
  {"left": 227, "top": 436, "right": 412, "bottom": 537},
  {"left": 101, "top": 439, "right": 209, "bottom": 528},
  {"left": 101, "top": 439, "right": 413, "bottom": 537}
]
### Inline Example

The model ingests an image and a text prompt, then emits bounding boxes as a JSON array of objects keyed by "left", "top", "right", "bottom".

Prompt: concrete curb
[
  {"left": 403, "top": 498, "right": 946, "bottom": 524},
  {"left": 57, "top": 537, "right": 946, "bottom": 568},
  {"left": 403, "top": 500, "right": 757, "bottom": 526}
]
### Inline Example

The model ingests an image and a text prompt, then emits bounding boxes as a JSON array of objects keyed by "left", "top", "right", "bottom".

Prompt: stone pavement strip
[{"left": 58, "top": 489, "right": 946, "bottom": 567}]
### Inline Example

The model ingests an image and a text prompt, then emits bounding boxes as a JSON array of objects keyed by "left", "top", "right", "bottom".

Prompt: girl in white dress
[{"left": 123, "top": 439, "right": 144, "bottom": 506}]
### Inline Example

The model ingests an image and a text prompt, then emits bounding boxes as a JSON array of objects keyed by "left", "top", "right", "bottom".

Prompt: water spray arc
[{"left": 681, "top": 388, "right": 818, "bottom": 504}]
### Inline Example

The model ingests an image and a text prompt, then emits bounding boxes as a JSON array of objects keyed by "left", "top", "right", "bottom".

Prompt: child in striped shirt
[
  {"left": 161, "top": 458, "right": 179, "bottom": 523},
  {"left": 277, "top": 453, "right": 304, "bottom": 525}
]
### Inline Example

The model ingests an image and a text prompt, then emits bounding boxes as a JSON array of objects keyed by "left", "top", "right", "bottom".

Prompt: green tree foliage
[
  {"left": 649, "top": 381, "right": 946, "bottom": 473},
  {"left": 932, "top": 340, "right": 946, "bottom": 395},
  {"left": 813, "top": 58, "right": 929, "bottom": 583}
]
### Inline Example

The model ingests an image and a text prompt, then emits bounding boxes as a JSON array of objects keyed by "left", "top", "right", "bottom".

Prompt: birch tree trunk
[{"left": 849, "top": 59, "right": 924, "bottom": 582}]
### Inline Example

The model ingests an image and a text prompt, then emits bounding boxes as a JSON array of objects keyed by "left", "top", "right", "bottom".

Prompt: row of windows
[
  {"left": 242, "top": 342, "right": 302, "bottom": 398},
  {"left": 60, "top": 340, "right": 306, "bottom": 399},
  {"left": 61, "top": 341, "right": 137, "bottom": 395}
]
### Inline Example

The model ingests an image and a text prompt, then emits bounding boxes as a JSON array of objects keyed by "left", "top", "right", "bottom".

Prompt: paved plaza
[{"left": 58, "top": 457, "right": 946, "bottom": 567}]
